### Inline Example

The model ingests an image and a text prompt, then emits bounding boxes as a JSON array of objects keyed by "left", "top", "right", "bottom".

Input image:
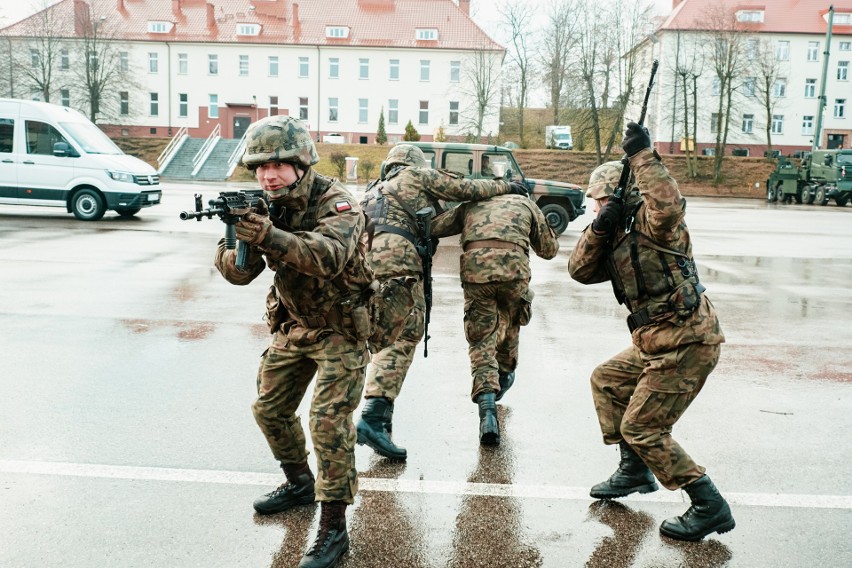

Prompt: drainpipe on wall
[
  {"left": 167, "top": 42, "right": 172, "bottom": 136},
  {"left": 316, "top": 44, "right": 321, "bottom": 141}
]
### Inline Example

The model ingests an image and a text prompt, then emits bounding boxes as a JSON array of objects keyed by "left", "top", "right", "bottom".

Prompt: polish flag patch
[{"left": 335, "top": 200, "right": 352, "bottom": 212}]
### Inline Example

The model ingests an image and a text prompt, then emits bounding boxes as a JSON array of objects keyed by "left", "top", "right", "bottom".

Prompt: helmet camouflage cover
[
  {"left": 586, "top": 160, "right": 627, "bottom": 199},
  {"left": 385, "top": 144, "right": 427, "bottom": 168},
  {"left": 241, "top": 115, "right": 319, "bottom": 169}
]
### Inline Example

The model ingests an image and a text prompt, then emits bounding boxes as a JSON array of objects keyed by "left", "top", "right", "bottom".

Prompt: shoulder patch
[{"left": 335, "top": 200, "right": 352, "bottom": 212}]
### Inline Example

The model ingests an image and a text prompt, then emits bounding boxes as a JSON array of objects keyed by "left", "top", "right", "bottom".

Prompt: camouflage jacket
[
  {"left": 433, "top": 193, "right": 559, "bottom": 284},
  {"left": 568, "top": 149, "right": 724, "bottom": 353},
  {"left": 215, "top": 169, "right": 375, "bottom": 345},
  {"left": 365, "top": 167, "right": 512, "bottom": 279}
]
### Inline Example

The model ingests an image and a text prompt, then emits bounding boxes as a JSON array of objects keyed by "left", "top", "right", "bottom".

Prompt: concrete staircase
[
  {"left": 159, "top": 138, "right": 206, "bottom": 180},
  {"left": 195, "top": 139, "right": 242, "bottom": 181}
]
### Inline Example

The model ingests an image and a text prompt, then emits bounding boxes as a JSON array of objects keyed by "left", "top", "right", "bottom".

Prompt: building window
[
  {"left": 329, "top": 97, "right": 338, "bottom": 122},
  {"left": 299, "top": 97, "right": 308, "bottom": 120},
  {"left": 807, "top": 41, "right": 819, "bottom": 61},
  {"left": 208, "top": 54, "right": 218, "bottom": 75},
  {"left": 209, "top": 94, "right": 218, "bottom": 118},
  {"left": 236, "top": 23, "right": 260, "bottom": 36},
  {"left": 450, "top": 60, "right": 460, "bottom": 83},
  {"left": 710, "top": 112, "right": 719, "bottom": 134},
  {"left": 388, "top": 99, "right": 398, "bottom": 124},
  {"left": 148, "top": 53, "right": 158, "bottom": 73},
  {"left": 835, "top": 99, "right": 846, "bottom": 119},
  {"left": 60, "top": 89, "right": 70, "bottom": 107},
  {"left": 359, "top": 98, "right": 368, "bottom": 123},
  {"left": 29, "top": 49, "right": 39, "bottom": 67},
  {"left": 268, "top": 56, "right": 278, "bottom": 77},
  {"left": 329, "top": 57, "right": 339, "bottom": 79},
  {"left": 776, "top": 41, "right": 789, "bottom": 61},
  {"left": 119, "top": 51, "right": 128, "bottom": 72},
  {"left": 802, "top": 115, "right": 814, "bottom": 135},
  {"left": 771, "top": 115, "right": 784, "bottom": 134},
  {"left": 178, "top": 53, "right": 188, "bottom": 75},
  {"left": 299, "top": 57, "right": 309, "bottom": 78},
  {"left": 419, "top": 100, "right": 429, "bottom": 125},
  {"left": 773, "top": 78, "right": 786, "bottom": 97},
  {"left": 742, "top": 114, "right": 753, "bottom": 133},
  {"left": 147, "top": 21, "right": 172, "bottom": 33},
  {"left": 712, "top": 78, "right": 721, "bottom": 96},
  {"left": 325, "top": 26, "right": 349, "bottom": 38},
  {"left": 179, "top": 93, "right": 188, "bottom": 118},
  {"left": 834, "top": 13, "right": 851, "bottom": 24},
  {"left": 360, "top": 58, "right": 369, "bottom": 79},
  {"left": 269, "top": 96, "right": 278, "bottom": 116},
  {"left": 736, "top": 10, "right": 763, "bottom": 22},
  {"left": 239, "top": 55, "right": 249, "bottom": 77},
  {"left": 415, "top": 28, "right": 438, "bottom": 40},
  {"left": 840, "top": 41, "right": 851, "bottom": 51},
  {"left": 805, "top": 78, "right": 817, "bottom": 98},
  {"left": 119, "top": 91, "right": 129, "bottom": 115},
  {"left": 89, "top": 51, "right": 98, "bottom": 70},
  {"left": 743, "top": 77, "right": 756, "bottom": 97},
  {"left": 745, "top": 39, "right": 758, "bottom": 59},
  {"left": 149, "top": 92, "right": 159, "bottom": 116},
  {"left": 60, "top": 49, "right": 69, "bottom": 70},
  {"left": 449, "top": 101, "right": 459, "bottom": 125},
  {"left": 420, "top": 60, "right": 430, "bottom": 81},
  {"left": 389, "top": 59, "right": 399, "bottom": 80},
  {"left": 838, "top": 61, "right": 849, "bottom": 81}
]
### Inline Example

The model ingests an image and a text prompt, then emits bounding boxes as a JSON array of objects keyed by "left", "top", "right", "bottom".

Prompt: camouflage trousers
[
  {"left": 253, "top": 331, "right": 368, "bottom": 504},
  {"left": 365, "top": 279, "right": 425, "bottom": 402},
  {"left": 590, "top": 341, "right": 721, "bottom": 490},
  {"left": 462, "top": 279, "right": 531, "bottom": 401}
]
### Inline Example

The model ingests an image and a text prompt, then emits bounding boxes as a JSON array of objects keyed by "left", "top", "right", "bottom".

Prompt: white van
[{"left": 0, "top": 99, "right": 161, "bottom": 220}]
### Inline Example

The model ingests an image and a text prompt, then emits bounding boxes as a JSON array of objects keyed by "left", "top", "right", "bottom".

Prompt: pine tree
[
  {"left": 435, "top": 123, "right": 447, "bottom": 142},
  {"left": 376, "top": 107, "right": 387, "bottom": 145},
  {"left": 403, "top": 120, "right": 421, "bottom": 141}
]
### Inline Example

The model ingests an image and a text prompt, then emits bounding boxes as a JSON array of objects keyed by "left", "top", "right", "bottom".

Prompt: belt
[
  {"left": 291, "top": 309, "right": 348, "bottom": 330},
  {"left": 463, "top": 239, "right": 526, "bottom": 254}
]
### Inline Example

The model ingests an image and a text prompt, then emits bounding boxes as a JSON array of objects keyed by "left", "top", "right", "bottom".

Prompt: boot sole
[
  {"left": 590, "top": 481, "right": 659, "bottom": 500},
  {"left": 253, "top": 493, "right": 315, "bottom": 515},
  {"left": 659, "top": 517, "right": 737, "bottom": 541},
  {"left": 479, "top": 432, "right": 500, "bottom": 445},
  {"left": 299, "top": 538, "right": 349, "bottom": 568},
  {"left": 356, "top": 430, "right": 407, "bottom": 461}
]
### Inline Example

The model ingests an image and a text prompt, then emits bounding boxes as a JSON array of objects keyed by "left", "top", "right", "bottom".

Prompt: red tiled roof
[
  {"left": 660, "top": 0, "right": 852, "bottom": 35},
  {"left": 0, "top": 0, "right": 504, "bottom": 51}
]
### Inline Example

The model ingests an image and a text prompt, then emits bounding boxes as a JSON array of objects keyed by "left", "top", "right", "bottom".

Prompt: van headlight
[{"left": 106, "top": 170, "right": 135, "bottom": 183}]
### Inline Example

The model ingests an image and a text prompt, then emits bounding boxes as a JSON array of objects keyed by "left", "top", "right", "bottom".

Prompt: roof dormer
[
  {"left": 736, "top": 10, "right": 764, "bottom": 23},
  {"left": 236, "top": 23, "right": 261, "bottom": 36},
  {"left": 415, "top": 28, "right": 438, "bottom": 41},
  {"left": 147, "top": 21, "right": 174, "bottom": 34},
  {"left": 326, "top": 26, "right": 350, "bottom": 39}
]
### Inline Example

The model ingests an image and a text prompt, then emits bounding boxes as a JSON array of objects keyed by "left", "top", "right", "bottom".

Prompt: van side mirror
[{"left": 53, "top": 141, "right": 78, "bottom": 157}]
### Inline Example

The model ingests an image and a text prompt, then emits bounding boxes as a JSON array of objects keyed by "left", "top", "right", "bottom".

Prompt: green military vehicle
[
  {"left": 404, "top": 141, "right": 585, "bottom": 234},
  {"left": 767, "top": 148, "right": 852, "bottom": 206}
]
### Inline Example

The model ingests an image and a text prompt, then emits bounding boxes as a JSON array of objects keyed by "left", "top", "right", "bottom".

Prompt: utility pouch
[
  {"left": 518, "top": 288, "right": 535, "bottom": 326},
  {"left": 264, "top": 285, "right": 287, "bottom": 334},
  {"left": 369, "top": 277, "right": 416, "bottom": 353}
]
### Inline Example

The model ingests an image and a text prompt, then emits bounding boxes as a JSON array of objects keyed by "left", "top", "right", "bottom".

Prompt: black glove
[
  {"left": 622, "top": 121, "right": 651, "bottom": 157},
  {"left": 591, "top": 200, "right": 626, "bottom": 236},
  {"left": 508, "top": 180, "right": 529, "bottom": 197}
]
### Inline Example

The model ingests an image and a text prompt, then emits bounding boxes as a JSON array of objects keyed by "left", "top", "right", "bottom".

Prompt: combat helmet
[
  {"left": 241, "top": 115, "right": 319, "bottom": 169},
  {"left": 586, "top": 161, "right": 627, "bottom": 199},
  {"left": 385, "top": 144, "right": 427, "bottom": 169}
]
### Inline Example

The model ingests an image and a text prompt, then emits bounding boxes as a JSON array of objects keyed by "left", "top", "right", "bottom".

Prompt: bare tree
[
  {"left": 540, "top": 0, "right": 579, "bottom": 125},
  {"left": 459, "top": 43, "right": 502, "bottom": 140},
  {"left": 672, "top": 32, "right": 704, "bottom": 177},
  {"left": 16, "top": 1, "right": 64, "bottom": 102},
  {"left": 499, "top": 0, "right": 535, "bottom": 147},
  {"left": 752, "top": 37, "right": 786, "bottom": 156}
]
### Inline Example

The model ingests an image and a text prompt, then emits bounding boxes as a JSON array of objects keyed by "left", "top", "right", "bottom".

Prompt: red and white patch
[{"left": 335, "top": 200, "right": 352, "bottom": 212}]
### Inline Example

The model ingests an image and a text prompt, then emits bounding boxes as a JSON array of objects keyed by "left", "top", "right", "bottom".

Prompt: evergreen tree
[
  {"left": 376, "top": 107, "right": 387, "bottom": 145},
  {"left": 403, "top": 120, "right": 421, "bottom": 141},
  {"left": 435, "top": 123, "right": 447, "bottom": 142}
]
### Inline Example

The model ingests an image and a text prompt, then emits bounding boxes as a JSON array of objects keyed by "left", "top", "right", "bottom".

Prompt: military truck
[
  {"left": 766, "top": 148, "right": 852, "bottom": 206},
  {"left": 403, "top": 141, "right": 585, "bottom": 234}
]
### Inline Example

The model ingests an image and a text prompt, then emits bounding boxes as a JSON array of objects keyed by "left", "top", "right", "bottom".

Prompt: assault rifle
[
  {"left": 610, "top": 59, "right": 660, "bottom": 206},
  {"left": 179, "top": 190, "right": 267, "bottom": 272},
  {"left": 414, "top": 206, "right": 436, "bottom": 357}
]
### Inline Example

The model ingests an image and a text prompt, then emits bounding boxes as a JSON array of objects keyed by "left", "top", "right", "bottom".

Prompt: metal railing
[
  {"left": 226, "top": 130, "right": 249, "bottom": 178},
  {"left": 191, "top": 124, "right": 221, "bottom": 177},
  {"left": 156, "top": 126, "right": 188, "bottom": 173}
]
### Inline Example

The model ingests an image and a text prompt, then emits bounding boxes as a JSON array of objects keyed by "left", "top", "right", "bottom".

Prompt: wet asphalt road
[{"left": 1, "top": 183, "right": 851, "bottom": 567}]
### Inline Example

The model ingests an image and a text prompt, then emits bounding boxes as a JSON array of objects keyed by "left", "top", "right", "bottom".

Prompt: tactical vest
[
  {"left": 607, "top": 204, "right": 705, "bottom": 332},
  {"left": 360, "top": 166, "right": 438, "bottom": 249}
]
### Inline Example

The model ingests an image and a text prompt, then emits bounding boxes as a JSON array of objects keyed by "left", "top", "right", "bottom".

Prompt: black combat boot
[
  {"left": 356, "top": 397, "right": 407, "bottom": 460},
  {"left": 495, "top": 370, "right": 516, "bottom": 402},
  {"left": 590, "top": 441, "right": 659, "bottom": 499},
  {"left": 253, "top": 462, "right": 315, "bottom": 515},
  {"left": 477, "top": 392, "right": 500, "bottom": 445},
  {"left": 298, "top": 500, "right": 349, "bottom": 568},
  {"left": 659, "top": 475, "right": 736, "bottom": 541}
]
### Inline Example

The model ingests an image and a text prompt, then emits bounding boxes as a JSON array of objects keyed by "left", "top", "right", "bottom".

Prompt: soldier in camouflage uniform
[
  {"left": 356, "top": 144, "right": 528, "bottom": 459},
  {"left": 568, "top": 122, "right": 735, "bottom": 541},
  {"left": 433, "top": 192, "right": 559, "bottom": 445},
  {"left": 214, "top": 115, "right": 373, "bottom": 568}
]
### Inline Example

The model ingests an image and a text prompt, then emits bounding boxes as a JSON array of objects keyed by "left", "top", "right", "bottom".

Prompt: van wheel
[
  {"left": 116, "top": 207, "right": 141, "bottom": 218},
  {"left": 71, "top": 188, "right": 106, "bottom": 221},
  {"left": 539, "top": 202, "right": 570, "bottom": 235}
]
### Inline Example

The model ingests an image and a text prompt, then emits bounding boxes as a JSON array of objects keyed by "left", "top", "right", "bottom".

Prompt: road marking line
[{"left": 1, "top": 460, "right": 850, "bottom": 510}]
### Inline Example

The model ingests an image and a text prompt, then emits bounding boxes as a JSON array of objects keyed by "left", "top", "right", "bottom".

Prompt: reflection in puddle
[
  {"left": 254, "top": 504, "right": 316, "bottom": 568},
  {"left": 585, "top": 500, "right": 654, "bottom": 568},
  {"left": 120, "top": 318, "right": 216, "bottom": 341}
]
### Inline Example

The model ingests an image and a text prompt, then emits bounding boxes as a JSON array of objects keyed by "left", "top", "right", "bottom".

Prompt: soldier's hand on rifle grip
[
  {"left": 508, "top": 180, "right": 529, "bottom": 197},
  {"left": 622, "top": 122, "right": 651, "bottom": 158},
  {"left": 591, "top": 200, "right": 626, "bottom": 237},
  {"left": 236, "top": 209, "right": 273, "bottom": 246}
]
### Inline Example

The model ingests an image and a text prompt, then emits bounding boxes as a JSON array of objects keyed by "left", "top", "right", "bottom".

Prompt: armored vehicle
[
  {"left": 767, "top": 148, "right": 852, "bottom": 206},
  {"left": 404, "top": 141, "right": 585, "bottom": 234}
]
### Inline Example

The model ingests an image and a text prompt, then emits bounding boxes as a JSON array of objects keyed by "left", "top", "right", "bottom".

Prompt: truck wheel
[
  {"left": 766, "top": 183, "right": 777, "bottom": 202},
  {"left": 794, "top": 184, "right": 804, "bottom": 204},
  {"left": 71, "top": 188, "right": 106, "bottom": 221},
  {"left": 814, "top": 186, "right": 827, "bottom": 206},
  {"left": 539, "top": 202, "right": 570, "bottom": 235},
  {"left": 835, "top": 196, "right": 848, "bottom": 207},
  {"left": 803, "top": 188, "right": 816, "bottom": 204}
]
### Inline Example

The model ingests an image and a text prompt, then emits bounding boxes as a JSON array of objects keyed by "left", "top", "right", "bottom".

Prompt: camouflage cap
[
  {"left": 385, "top": 144, "right": 427, "bottom": 168},
  {"left": 241, "top": 115, "right": 319, "bottom": 169},
  {"left": 587, "top": 161, "right": 626, "bottom": 199}
]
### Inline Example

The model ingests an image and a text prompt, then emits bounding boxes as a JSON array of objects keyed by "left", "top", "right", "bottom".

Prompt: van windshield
[{"left": 60, "top": 121, "right": 123, "bottom": 155}]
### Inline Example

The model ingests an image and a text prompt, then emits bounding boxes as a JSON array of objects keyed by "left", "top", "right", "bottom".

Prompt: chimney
[
  {"left": 293, "top": 2, "right": 299, "bottom": 24},
  {"left": 74, "top": 0, "right": 90, "bottom": 35},
  {"left": 117, "top": 0, "right": 124, "bottom": 11},
  {"left": 172, "top": 0, "right": 181, "bottom": 14},
  {"left": 672, "top": 0, "right": 683, "bottom": 9},
  {"left": 207, "top": 3, "right": 215, "bottom": 28},
  {"left": 459, "top": 0, "right": 470, "bottom": 16}
]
